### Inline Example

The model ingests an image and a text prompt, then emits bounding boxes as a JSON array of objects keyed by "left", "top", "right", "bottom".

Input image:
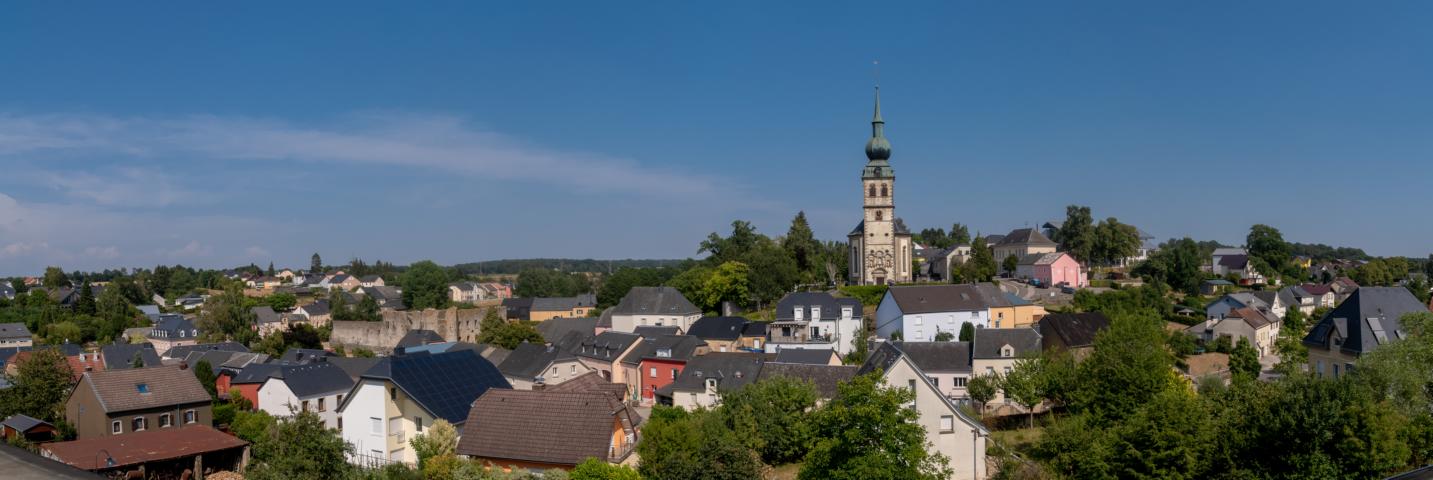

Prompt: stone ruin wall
[{"left": 330, "top": 306, "right": 500, "bottom": 352}]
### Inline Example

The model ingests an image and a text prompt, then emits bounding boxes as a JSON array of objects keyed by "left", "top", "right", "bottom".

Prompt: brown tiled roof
[
  {"left": 457, "top": 389, "right": 631, "bottom": 466},
  {"left": 80, "top": 365, "right": 210, "bottom": 413},
  {"left": 41, "top": 425, "right": 246, "bottom": 470},
  {"left": 547, "top": 371, "right": 627, "bottom": 400}
]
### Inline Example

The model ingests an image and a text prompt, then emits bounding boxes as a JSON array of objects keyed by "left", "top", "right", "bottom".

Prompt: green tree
[
  {"left": 1229, "top": 337, "right": 1260, "bottom": 382},
  {"left": 801, "top": 371, "right": 952, "bottom": 480},
  {"left": 75, "top": 279, "right": 96, "bottom": 315},
  {"left": 197, "top": 285, "right": 257, "bottom": 344},
  {"left": 42, "top": 266, "right": 70, "bottom": 289},
  {"left": 665, "top": 266, "right": 713, "bottom": 307},
  {"left": 964, "top": 236, "right": 997, "bottom": 283},
  {"left": 245, "top": 410, "right": 354, "bottom": 480},
  {"left": 934, "top": 331, "right": 954, "bottom": 342},
  {"left": 475, "top": 308, "right": 543, "bottom": 349},
  {"left": 1002, "top": 357, "right": 1048, "bottom": 428},
  {"left": 1056, "top": 206, "right": 1095, "bottom": 263},
  {"left": 783, "top": 211, "right": 822, "bottom": 282},
  {"left": 1351, "top": 259, "right": 1396, "bottom": 287},
  {"left": 721, "top": 376, "right": 818, "bottom": 464},
  {"left": 958, "top": 322, "right": 975, "bottom": 342},
  {"left": 637, "top": 406, "right": 763, "bottom": 480},
  {"left": 699, "top": 220, "right": 761, "bottom": 265},
  {"left": 194, "top": 360, "right": 218, "bottom": 400},
  {"left": 399, "top": 260, "right": 452, "bottom": 310},
  {"left": 1073, "top": 313, "right": 1179, "bottom": 424},
  {"left": 264, "top": 292, "right": 297, "bottom": 311},
  {"left": 311, "top": 252, "right": 323, "bottom": 274},
  {"left": 1002, "top": 254, "right": 1018, "bottom": 277},
  {"left": 1092, "top": 217, "right": 1141, "bottom": 267},
  {"left": 700, "top": 261, "right": 751, "bottom": 312},
  {"left": 0, "top": 347, "right": 73, "bottom": 423},
  {"left": 570, "top": 458, "right": 641, "bottom": 480},
  {"left": 409, "top": 418, "right": 458, "bottom": 469},
  {"left": 1133, "top": 238, "right": 1206, "bottom": 294},
  {"left": 1246, "top": 224, "right": 1293, "bottom": 281},
  {"left": 43, "top": 321, "right": 83, "bottom": 345},
  {"left": 967, "top": 374, "right": 998, "bottom": 412},
  {"left": 949, "top": 223, "right": 971, "bottom": 246}
]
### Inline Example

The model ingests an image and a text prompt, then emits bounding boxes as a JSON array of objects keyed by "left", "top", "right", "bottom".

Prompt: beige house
[
  {"left": 497, "top": 342, "right": 593, "bottom": 390},
  {"left": 572, "top": 332, "right": 643, "bottom": 386},
  {"left": 970, "top": 328, "right": 1043, "bottom": 416},
  {"left": 1188, "top": 307, "right": 1280, "bottom": 356},
  {"left": 862, "top": 342, "right": 989, "bottom": 480},
  {"left": 1304, "top": 287, "right": 1428, "bottom": 378},
  {"left": 898, "top": 342, "right": 974, "bottom": 404},
  {"left": 0, "top": 322, "right": 34, "bottom": 348},
  {"left": 990, "top": 228, "right": 1057, "bottom": 263},
  {"left": 664, "top": 352, "right": 764, "bottom": 410},
  {"left": 530, "top": 294, "right": 598, "bottom": 322}
]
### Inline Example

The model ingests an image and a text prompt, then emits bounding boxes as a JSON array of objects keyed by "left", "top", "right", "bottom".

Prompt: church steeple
[{"left": 863, "top": 86, "right": 893, "bottom": 178}]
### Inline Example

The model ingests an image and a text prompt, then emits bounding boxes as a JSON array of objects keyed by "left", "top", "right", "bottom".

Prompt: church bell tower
[{"left": 848, "top": 86, "right": 912, "bottom": 285}]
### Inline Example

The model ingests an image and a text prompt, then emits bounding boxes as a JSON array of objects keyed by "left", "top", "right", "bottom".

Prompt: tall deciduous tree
[
  {"left": 197, "top": 285, "right": 257, "bottom": 344},
  {"left": 0, "top": 347, "right": 73, "bottom": 423},
  {"left": 1133, "top": 237, "right": 1205, "bottom": 294},
  {"left": 245, "top": 410, "right": 355, "bottom": 480},
  {"left": 964, "top": 236, "right": 997, "bottom": 283},
  {"left": 967, "top": 373, "right": 999, "bottom": 413},
  {"left": 1246, "top": 224, "right": 1292, "bottom": 281},
  {"left": 700, "top": 261, "right": 751, "bottom": 313},
  {"left": 1002, "top": 357, "right": 1048, "bottom": 428},
  {"left": 43, "top": 266, "right": 70, "bottom": 289},
  {"left": 399, "top": 260, "right": 452, "bottom": 310},
  {"left": 720, "top": 376, "right": 818, "bottom": 464},
  {"left": 801, "top": 371, "right": 952, "bottom": 480},
  {"left": 949, "top": 223, "right": 971, "bottom": 246},
  {"left": 1229, "top": 337, "right": 1261, "bottom": 382},
  {"left": 1092, "top": 217, "right": 1141, "bottom": 267},
  {"left": 1057, "top": 206, "right": 1095, "bottom": 263}
]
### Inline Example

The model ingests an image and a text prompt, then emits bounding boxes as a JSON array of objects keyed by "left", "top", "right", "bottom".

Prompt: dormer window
[
  {"left": 793, "top": 308, "right": 803, "bottom": 321},
  {"left": 1000, "top": 345, "right": 1014, "bottom": 358},
  {"left": 842, "top": 307, "right": 853, "bottom": 319},
  {"left": 811, "top": 306, "right": 821, "bottom": 320},
  {"left": 656, "top": 348, "right": 672, "bottom": 358}
]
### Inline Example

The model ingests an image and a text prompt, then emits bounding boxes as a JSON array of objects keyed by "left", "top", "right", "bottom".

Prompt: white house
[
  {"left": 766, "top": 292, "right": 864, "bottom": 356},
  {"left": 600, "top": 287, "right": 702, "bottom": 334},
  {"left": 861, "top": 341, "right": 989, "bottom": 480},
  {"left": 256, "top": 363, "right": 354, "bottom": 430},
  {"left": 875, "top": 284, "right": 1009, "bottom": 342},
  {"left": 337, "top": 350, "right": 510, "bottom": 466}
]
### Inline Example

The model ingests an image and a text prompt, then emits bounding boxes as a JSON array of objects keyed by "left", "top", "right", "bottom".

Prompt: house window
[
  {"left": 132, "top": 417, "right": 146, "bottom": 432},
  {"left": 337, "top": 394, "right": 343, "bottom": 405},
  {"left": 954, "top": 377, "right": 967, "bottom": 387},
  {"left": 302, "top": 400, "right": 310, "bottom": 412},
  {"left": 184, "top": 410, "right": 196, "bottom": 424},
  {"left": 986, "top": 367, "right": 994, "bottom": 375},
  {"left": 415, "top": 416, "right": 424, "bottom": 433},
  {"left": 932, "top": 377, "right": 939, "bottom": 389},
  {"left": 370, "top": 417, "right": 382, "bottom": 434},
  {"left": 1004, "top": 366, "right": 1012, "bottom": 375},
  {"left": 940, "top": 415, "right": 955, "bottom": 433},
  {"left": 793, "top": 308, "right": 803, "bottom": 321},
  {"left": 812, "top": 306, "right": 821, "bottom": 319},
  {"left": 338, "top": 417, "right": 343, "bottom": 431},
  {"left": 690, "top": 393, "right": 697, "bottom": 403},
  {"left": 390, "top": 388, "right": 397, "bottom": 401},
  {"left": 914, "top": 317, "right": 923, "bottom": 326},
  {"left": 318, "top": 398, "right": 326, "bottom": 412},
  {"left": 111, "top": 420, "right": 122, "bottom": 434},
  {"left": 159, "top": 414, "right": 172, "bottom": 428},
  {"left": 650, "top": 367, "right": 657, "bottom": 378},
  {"left": 671, "top": 369, "right": 678, "bottom": 380}
]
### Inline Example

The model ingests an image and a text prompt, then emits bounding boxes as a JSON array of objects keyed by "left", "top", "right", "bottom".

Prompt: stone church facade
[{"left": 848, "top": 87, "right": 913, "bottom": 285}]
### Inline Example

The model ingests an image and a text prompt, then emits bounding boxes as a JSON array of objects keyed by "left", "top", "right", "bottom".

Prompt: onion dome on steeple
[{"left": 862, "top": 86, "right": 894, "bottom": 179}]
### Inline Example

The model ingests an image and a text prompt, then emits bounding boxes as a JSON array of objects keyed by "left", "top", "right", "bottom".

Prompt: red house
[{"left": 617, "top": 335, "right": 708, "bottom": 404}]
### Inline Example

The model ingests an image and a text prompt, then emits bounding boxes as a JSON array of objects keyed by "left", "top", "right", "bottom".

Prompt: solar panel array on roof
[{"left": 389, "top": 350, "right": 510, "bottom": 425}]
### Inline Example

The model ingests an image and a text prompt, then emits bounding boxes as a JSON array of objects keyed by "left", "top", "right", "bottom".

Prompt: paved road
[{"left": 998, "top": 279, "right": 1073, "bottom": 305}]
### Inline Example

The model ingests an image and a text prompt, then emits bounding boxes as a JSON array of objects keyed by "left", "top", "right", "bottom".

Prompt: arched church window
[
  {"left": 868, "top": 184, "right": 876, "bottom": 197},
  {"left": 875, "top": 211, "right": 883, "bottom": 221},
  {"left": 880, "top": 184, "right": 888, "bottom": 197}
]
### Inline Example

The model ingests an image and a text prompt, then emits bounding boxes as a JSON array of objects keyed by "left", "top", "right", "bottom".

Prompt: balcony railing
[
  {"left": 390, "top": 430, "right": 405, "bottom": 443},
  {"left": 609, "top": 442, "right": 635, "bottom": 463}
]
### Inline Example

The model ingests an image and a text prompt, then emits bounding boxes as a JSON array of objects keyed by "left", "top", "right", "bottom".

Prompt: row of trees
[
  {"left": 638, "top": 374, "right": 951, "bottom": 480},
  {"left": 1049, "top": 205, "right": 1143, "bottom": 267}
]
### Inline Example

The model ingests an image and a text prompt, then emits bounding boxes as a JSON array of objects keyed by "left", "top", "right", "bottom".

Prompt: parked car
[
  {"left": 1029, "top": 279, "right": 1044, "bottom": 288},
  {"left": 1061, "top": 286, "right": 1076, "bottom": 294}
]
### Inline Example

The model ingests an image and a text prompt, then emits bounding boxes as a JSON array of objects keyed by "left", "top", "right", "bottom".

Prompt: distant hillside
[{"left": 452, "top": 258, "right": 691, "bottom": 275}]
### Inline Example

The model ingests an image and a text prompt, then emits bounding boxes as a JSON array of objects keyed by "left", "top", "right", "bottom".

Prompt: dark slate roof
[
  {"left": 896, "top": 342, "right": 972, "bottom": 372},
  {"left": 183, "top": 350, "right": 238, "bottom": 376},
  {"left": 359, "top": 349, "right": 510, "bottom": 425},
  {"left": 531, "top": 296, "right": 591, "bottom": 312},
  {"left": 279, "top": 348, "right": 334, "bottom": 364},
  {"left": 848, "top": 219, "right": 912, "bottom": 236},
  {"left": 457, "top": 389, "right": 632, "bottom": 466},
  {"left": 857, "top": 341, "right": 905, "bottom": 376},
  {"left": 229, "top": 363, "right": 286, "bottom": 385},
  {"left": 326, "top": 357, "right": 384, "bottom": 381},
  {"left": 100, "top": 343, "right": 161, "bottom": 370},
  {"left": 1303, "top": 287, "right": 1428, "bottom": 355},
  {"left": 471, "top": 343, "right": 513, "bottom": 366},
  {"left": 273, "top": 363, "right": 355, "bottom": 398},
  {"left": 993, "top": 228, "right": 1056, "bottom": 247},
  {"left": 151, "top": 315, "right": 197, "bottom": 337},
  {"left": 686, "top": 316, "right": 748, "bottom": 341},
  {"left": 395, "top": 329, "right": 445, "bottom": 349},
  {"left": 1, "top": 414, "right": 49, "bottom": 433},
  {"left": 619, "top": 335, "right": 705, "bottom": 366},
  {"left": 742, "top": 322, "right": 768, "bottom": 336},
  {"left": 757, "top": 363, "right": 859, "bottom": 398},
  {"left": 1249, "top": 291, "right": 1278, "bottom": 307},
  {"left": 299, "top": 300, "right": 330, "bottom": 316},
  {"left": 573, "top": 331, "right": 641, "bottom": 362},
  {"left": 667, "top": 352, "right": 764, "bottom": 394},
  {"left": 0, "top": 323, "right": 31, "bottom": 340},
  {"left": 886, "top": 284, "right": 1011, "bottom": 314},
  {"left": 163, "top": 342, "right": 249, "bottom": 360},
  {"left": 1217, "top": 254, "right": 1250, "bottom": 269},
  {"left": 608, "top": 286, "right": 700, "bottom": 317},
  {"left": 772, "top": 348, "right": 839, "bottom": 365},
  {"left": 774, "top": 292, "right": 863, "bottom": 322},
  {"left": 497, "top": 342, "right": 574, "bottom": 381},
  {"left": 252, "top": 306, "right": 281, "bottom": 325},
  {"left": 971, "top": 328, "right": 1042, "bottom": 359},
  {"left": 534, "top": 317, "right": 597, "bottom": 344},
  {"left": 633, "top": 325, "right": 682, "bottom": 337},
  {"left": 1039, "top": 312, "right": 1111, "bottom": 349}
]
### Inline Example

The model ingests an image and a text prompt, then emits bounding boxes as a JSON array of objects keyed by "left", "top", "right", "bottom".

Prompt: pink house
[{"left": 1015, "top": 252, "right": 1086, "bottom": 288}]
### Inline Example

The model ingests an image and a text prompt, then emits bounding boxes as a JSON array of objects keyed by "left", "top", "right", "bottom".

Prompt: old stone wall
[{"left": 330, "top": 307, "right": 498, "bottom": 351}]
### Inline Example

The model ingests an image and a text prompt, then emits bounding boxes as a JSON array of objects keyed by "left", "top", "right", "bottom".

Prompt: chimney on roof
[
  {"left": 532, "top": 381, "right": 546, "bottom": 391},
  {"left": 179, "top": 362, "right": 189, "bottom": 370}
]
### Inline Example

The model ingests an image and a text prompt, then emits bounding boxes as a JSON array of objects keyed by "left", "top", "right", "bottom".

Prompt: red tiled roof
[{"left": 41, "top": 425, "right": 246, "bottom": 470}]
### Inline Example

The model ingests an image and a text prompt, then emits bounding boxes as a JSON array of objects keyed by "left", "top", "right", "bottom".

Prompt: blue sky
[{"left": 2, "top": 1, "right": 1431, "bottom": 275}]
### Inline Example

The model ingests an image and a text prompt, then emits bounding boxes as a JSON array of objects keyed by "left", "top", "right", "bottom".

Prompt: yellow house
[
  {"left": 529, "top": 294, "right": 598, "bottom": 322},
  {"left": 986, "top": 299, "right": 1047, "bottom": 329}
]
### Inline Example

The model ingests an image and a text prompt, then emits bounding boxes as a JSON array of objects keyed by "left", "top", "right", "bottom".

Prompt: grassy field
[{"left": 990, "top": 425, "right": 1045, "bottom": 455}]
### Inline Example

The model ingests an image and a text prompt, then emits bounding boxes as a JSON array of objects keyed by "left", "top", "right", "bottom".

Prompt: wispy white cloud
[
  {"left": 166, "top": 240, "right": 212, "bottom": 259},
  {"left": 0, "top": 112, "right": 732, "bottom": 198},
  {"left": 32, "top": 167, "right": 193, "bottom": 208}
]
